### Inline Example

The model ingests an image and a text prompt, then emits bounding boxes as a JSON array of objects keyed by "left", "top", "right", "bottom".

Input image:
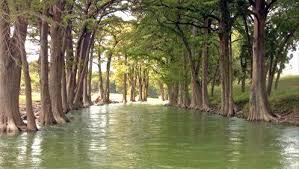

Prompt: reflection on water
[{"left": 0, "top": 104, "right": 299, "bottom": 169}]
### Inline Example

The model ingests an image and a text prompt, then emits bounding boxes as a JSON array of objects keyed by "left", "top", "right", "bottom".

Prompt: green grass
[
  {"left": 209, "top": 75, "right": 299, "bottom": 115},
  {"left": 19, "top": 92, "right": 40, "bottom": 105}
]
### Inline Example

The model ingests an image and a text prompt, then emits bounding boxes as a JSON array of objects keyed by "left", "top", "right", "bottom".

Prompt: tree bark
[
  {"left": 189, "top": 26, "right": 202, "bottom": 109},
  {"left": 65, "top": 11, "right": 75, "bottom": 109},
  {"left": 168, "top": 84, "right": 178, "bottom": 106},
  {"left": 129, "top": 66, "right": 136, "bottom": 102},
  {"left": 83, "top": 73, "right": 90, "bottom": 106},
  {"left": 182, "top": 56, "right": 190, "bottom": 108},
  {"left": 190, "top": 71, "right": 202, "bottom": 109},
  {"left": 87, "top": 41, "right": 94, "bottom": 103},
  {"left": 158, "top": 81, "right": 165, "bottom": 101},
  {"left": 49, "top": 1, "right": 69, "bottom": 123},
  {"left": 73, "top": 30, "right": 95, "bottom": 107},
  {"left": 211, "top": 64, "right": 219, "bottom": 97},
  {"left": 61, "top": 61, "right": 69, "bottom": 113},
  {"left": 73, "top": 32, "right": 91, "bottom": 107},
  {"left": 274, "top": 67, "right": 282, "bottom": 90},
  {"left": 138, "top": 66, "right": 143, "bottom": 101},
  {"left": 61, "top": 26, "right": 69, "bottom": 113},
  {"left": 83, "top": 39, "right": 94, "bottom": 106},
  {"left": 142, "top": 69, "right": 149, "bottom": 101},
  {"left": 39, "top": 6, "right": 56, "bottom": 126},
  {"left": 0, "top": 0, "right": 24, "bottom": 133},
  {"left": 16, "top": 16, "right": 38, "bottom": 131},
  {"left": 219, "top": 0, "right": 234, "bottom": 116},
  {"left": 123, "top": 55, "right": 128, "bottom": 103},
  {"left": 248, "top": 0, "right": 276, "bottom": 121},
  {"left": 97, "top": 50, "right": 105, "bottom": 101},
  {"left": 104, "top": 51, "right": 112, "bottom": 103},
  {"left": 201, "top": 18, "right": 210, "bottom": 110}
]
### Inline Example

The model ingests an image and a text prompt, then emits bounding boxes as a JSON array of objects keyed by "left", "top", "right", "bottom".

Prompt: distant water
[{"left": 0, "top": 104, "right": 298, "bottom": 169}]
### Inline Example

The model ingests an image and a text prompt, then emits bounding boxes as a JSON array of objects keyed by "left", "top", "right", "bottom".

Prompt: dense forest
[{"left": 0, "top": 0, "right": 298, "bottom": 134}]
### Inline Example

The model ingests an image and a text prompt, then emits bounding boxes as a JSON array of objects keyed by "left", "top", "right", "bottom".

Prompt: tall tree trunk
[
  {"left": 142, "top": 69, "right": 149, "bottom": 101},
  {"left": 97, "top": 50, "right": 105, "bottom": 101},
  {"left": 274, "top": 68, "right": 281, "bottom": 90},
  {"left": 39, "top": 6, "right": 56, "bottom": 125},
  {"left": 0, "top": 0, "right": 24, "bottom": 133},
  {"left": 104, "top": 52, "right": 112, "bottom": 103},
  {"left": 241, "top": 76, "right": 246, "bottom": 92},
  {"left": 61, "top": 61, "right": 69, "bottom": 113},
  {"left": 182, "top": 56, "right": 190, "bottom": 107},
  {"left": 61, "top": 26, "right": 69, "bottom": 113},
  {"left": 73, "top": 29, "right": 96, "bottom": 107},
  {"left": 168, "top": 84, "right": 178, "bottom": 106},
  {"left": 83, "top": 40, "right": 94, "bottom": 106},
  {"left": 123, "top": 55, "right": 128, "bottom": 103},
  {"left": 165, "top": 90, "right": 169, "bottom": 101},
  {"left": 49, "top": 2, "right": 69, "bottom": 123},
  {"left": 266, "top": 55, "right": 276, "bottom": 96},
  {"left": 87, "top": 42, "right": 94, "bottom": 103},
  {"left": 189, "top": 26, "right": 202, "bottom": 109},
  {"left": 73, "top": 32, "right": 92, "bottom": 107},
  {"left": 178, "top": 83, "right": 183, "bottom": 106},
  {"left": 138, "top": 66, "right": 143, "bottom": 101},
  {"left": 158, "top": 81, "right": 165, "bottom": 101},
  {"left": 65, "top": 15, "right": 75, "bottom": 109},
  {"left": 248, "top": 0, "right": 276, "bottom": 121},
  {"left": 211, "top": 64, "right": 219, "bottom": 97},
  {"left": 190, "top": 71, "right": 202, "bottom": 109},
  {"left": 201, "top": 18, "right": 210, "bottom": 110},
  {"left": 83, "top": 74, "right": 89, "bottom": 106},
  {"left": 16, "top": 16, "right": 38, "bottom": 131},
  {"left": 129, "top": 66, "right": 136, "bottom": 102},
  {"left": 183, "top": 78, "right": 190, "bottom": 107},
  {"left": 219, "top": 0, "right": 234, "bottom": 116}
]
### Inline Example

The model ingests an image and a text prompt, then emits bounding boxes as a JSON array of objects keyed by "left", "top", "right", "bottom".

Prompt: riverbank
[
  {"left": 209, "top": 76, "right": 299, "bottom": 126},
  {"left": 19, "top": 76, "right": 299, "bottom": 126}
]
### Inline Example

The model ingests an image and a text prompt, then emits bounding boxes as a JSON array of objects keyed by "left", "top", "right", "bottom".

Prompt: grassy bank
[{"left": 209, "top": 75, "right": 299, "bottom": 117}]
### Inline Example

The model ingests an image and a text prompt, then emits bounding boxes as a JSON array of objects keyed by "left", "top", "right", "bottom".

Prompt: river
[{"left": 0, "top": 104, "right": 299, "bottom": 169}]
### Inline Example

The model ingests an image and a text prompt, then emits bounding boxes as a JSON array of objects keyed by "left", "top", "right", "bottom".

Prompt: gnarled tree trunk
[{"left": 0, "top": 0, "right": 24, "bottom": 133}]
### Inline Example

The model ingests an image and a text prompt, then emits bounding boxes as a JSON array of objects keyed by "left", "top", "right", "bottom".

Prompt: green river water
[{"left": 0, "top": 104, "right": 299, "bottom": 169}]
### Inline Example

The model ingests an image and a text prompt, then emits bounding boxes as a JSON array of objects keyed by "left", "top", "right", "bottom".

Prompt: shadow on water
[{"left": 0, "top": 104, "right": 299, "bottom": 169}]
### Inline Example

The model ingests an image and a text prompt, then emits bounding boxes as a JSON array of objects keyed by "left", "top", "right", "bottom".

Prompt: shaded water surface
[{"left": 0, "top": 104, "right": 299, "bottom": 169}]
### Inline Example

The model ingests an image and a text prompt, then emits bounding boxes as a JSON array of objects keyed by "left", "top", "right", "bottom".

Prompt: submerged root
[
  {"left": 0, "top": 118, "right": 20, "bottom": 134},
  {"left": 247, "top": 111, "right": 277, "bottom": 122},
  {"left": 53, "top": 113, "right": 70, "bottom": 124},
  {"left": 189, "top": 104, "right": 202, "bottom": 110}
]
